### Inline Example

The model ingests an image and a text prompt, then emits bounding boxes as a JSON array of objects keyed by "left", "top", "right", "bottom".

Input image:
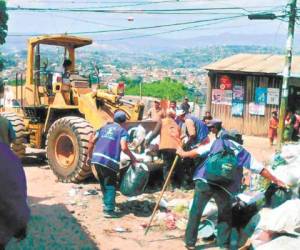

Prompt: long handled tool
[{"left": 144, "top": 155, "right": 179, "bottom": 235}]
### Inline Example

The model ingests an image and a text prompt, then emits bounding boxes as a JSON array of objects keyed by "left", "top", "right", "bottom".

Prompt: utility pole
[
  {"left": 248, "top": 0, "right": 298, "bottom": 149},
  {"left": 277, "top": 0, "right": 297, "bottom": 149}
]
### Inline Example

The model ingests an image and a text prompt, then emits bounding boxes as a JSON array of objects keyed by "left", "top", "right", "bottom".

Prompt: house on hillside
[{"left": 204, "top": 53, "right": 300, "bottom": 136}]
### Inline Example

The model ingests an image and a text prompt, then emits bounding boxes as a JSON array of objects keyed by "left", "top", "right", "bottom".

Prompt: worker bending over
[
  {"left": 87, "top": 111, "right": 138, "bottom": 218},
  {"left": 145, "top": 109, "right": 182, "bottom": 190},
  {"left": 177, "top": 119, "right": 286, "bottom": 249}
]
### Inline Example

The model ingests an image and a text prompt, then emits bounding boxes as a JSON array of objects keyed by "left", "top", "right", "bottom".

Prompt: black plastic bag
[
  {"left": 120, "top": 163, "right": 149, "bottom": 197},
  {"left": 264, "top": 183, "right": 292, "bottom": 208}
]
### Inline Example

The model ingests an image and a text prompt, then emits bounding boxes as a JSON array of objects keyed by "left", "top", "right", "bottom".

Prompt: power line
[
  {"left": 7, "top": 14, "right": 246, "bottom": 37},
  {"left": 6, "top": 6, "right": 261, "bottom": 13},
  {"left": 95, "top": 16, "right": 245, "bottom": 42}
]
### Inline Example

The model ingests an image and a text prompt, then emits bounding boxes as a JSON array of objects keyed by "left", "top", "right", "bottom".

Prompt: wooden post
[
  {"left": 277, "top": 0, "right": 297, "bottom": 149},
  {"left": 205, "top": 74, "right": 212, "bottom": 112}
]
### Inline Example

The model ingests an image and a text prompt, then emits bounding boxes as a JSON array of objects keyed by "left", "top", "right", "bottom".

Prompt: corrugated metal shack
[{"left": 204, "top": 54, "right": 300, "bottom": 136}]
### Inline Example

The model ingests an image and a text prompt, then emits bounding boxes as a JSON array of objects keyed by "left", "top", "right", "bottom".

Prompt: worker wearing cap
[
  {"left": 177, "top": 119, "right": 287, "bottom": 249},
  {"left": 145, "top": 109, "right": 182, "bottom": 189},
  {"left": 87, "top": 111, "right": 138, "bottom": 218},
  {"left": 176, "top": 109, "right": 210, "bottom": 184},
  {"left": 176, "top": 109, "right": 209, "bottom": 148},
  {"left": 146, "top": 99, "right": 165, "bottom": 122}
]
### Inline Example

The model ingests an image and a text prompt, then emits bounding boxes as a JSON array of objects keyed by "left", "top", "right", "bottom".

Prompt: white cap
[{"left": 176, "top": 109, "right": 186, "bottom": 116}]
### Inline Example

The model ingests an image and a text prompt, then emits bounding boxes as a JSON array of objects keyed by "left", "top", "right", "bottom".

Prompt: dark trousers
[
  {"left": 185, "top": 180, "right": 233, "bottom": 248},
  {"left": 160, "top": 149, "right": 183, "bottom": 187},
  {"left": 94, "top": 164, "right": 117, "bottom": 212}
]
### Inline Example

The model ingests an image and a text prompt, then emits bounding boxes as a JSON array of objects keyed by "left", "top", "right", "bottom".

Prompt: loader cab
[{"left": 23, "top": 35, "right": 93, "bottom": 109}]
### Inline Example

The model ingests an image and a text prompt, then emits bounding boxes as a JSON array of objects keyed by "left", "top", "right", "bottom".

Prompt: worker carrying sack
[
  {"left": 204, "top": 140, "right": 238, "bottom": 185},
  {"left": 120, "top": 163, "right": 149, "bottom": 197}
]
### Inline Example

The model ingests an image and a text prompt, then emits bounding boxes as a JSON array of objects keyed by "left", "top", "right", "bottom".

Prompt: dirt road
[{"left": 7, "top": 136, "right": 274, "bottom": 250}]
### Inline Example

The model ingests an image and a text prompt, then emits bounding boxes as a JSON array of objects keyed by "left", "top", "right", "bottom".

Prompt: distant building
[{"left": 204, "top": 53, "right": 300, "bottom": 136}]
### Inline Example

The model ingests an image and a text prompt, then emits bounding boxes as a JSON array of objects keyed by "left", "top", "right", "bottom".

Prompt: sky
[{"left": 4, "top": 0, "right": 300, "bottom": 51}]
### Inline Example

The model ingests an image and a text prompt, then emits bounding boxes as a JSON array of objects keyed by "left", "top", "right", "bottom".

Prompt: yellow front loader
[{"left": 1, "top": 34, "right": 144, "bottom": 182}]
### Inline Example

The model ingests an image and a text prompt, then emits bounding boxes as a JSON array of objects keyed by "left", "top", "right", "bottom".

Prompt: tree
[
  {"left": 0, "top": 0, "right": 8, "bottom": 71},
  {"left": 126, "top": 77, "right": 190, "bottom": 101}
]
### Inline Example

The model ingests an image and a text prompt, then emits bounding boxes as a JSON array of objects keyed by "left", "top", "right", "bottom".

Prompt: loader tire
[
  {"left": 1, "top": 112, "right": 26, "bottom": 158},
  {"left": 46, "top": 116, "right": 94, "bottom": 183}
]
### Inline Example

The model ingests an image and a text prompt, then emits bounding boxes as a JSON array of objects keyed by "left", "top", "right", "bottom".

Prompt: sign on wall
[
  {"left": 219, "top": 75, "right": 232, "bottom": 90},
  {"left": 267, "top": 88, "right": 280, "bottom": 105},
  {"left": 232, "top": 102, "right": 244, "bottom": 116},
  {"left": 249, "top": 102, "right": 265, "bottom": 116},
  {"left": 232, "top": 85, "right": 244, "bottom": 116},
  {"left": 255, "top": 87, "right": 267, "bottom": 104},
  {"left": 232, "top": 85, "right": 244, "bottom": 101},
  {"left": 212, "top": 89, "right": 232, "bottom": 105}
]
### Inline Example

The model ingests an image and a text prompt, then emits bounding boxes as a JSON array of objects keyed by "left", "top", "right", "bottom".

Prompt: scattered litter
[
  {"left": 188, "top": 200, "right": 217, "bottom": 217},
  {"left": 175, "top": 218, "right": 187, "bottom": 231},
  {"left": 165, "top": 212, "right": 177, "bottom": 230},
  {"left": 114, "top": 227, "right": 131, "bottom": 233},
  {"left": 83, "top": 189, "right": 98, "bottom": 196},
  {"left": 68, "top": 188, "right": 78, "bottom": 197},
  {"left": 159, "top": 198, "right": 168, "bottom": 209},
  {"left": 198, "top": 219, "right": 215, "bottom": 239}
]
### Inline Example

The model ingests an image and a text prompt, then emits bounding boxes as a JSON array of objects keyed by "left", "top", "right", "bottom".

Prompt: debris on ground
[
  {"left": 83, "top": 189, "right": 99, "bottom": 196},
  {"left": 114, "top": 227, "right": 132, "bottom": 233},
  {"left": 238, "top": 142, "right": 300, "bottom": 249}
]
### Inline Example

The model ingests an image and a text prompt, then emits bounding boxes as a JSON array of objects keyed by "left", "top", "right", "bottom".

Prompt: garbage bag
[
  {"left": 120, "top": 163, "right": 149, "bottom": 197},
  {"left": 256, "top": 236, "right": 300, "bottom": 250},
  {"left": 265, "top": 183, "right": 293, "bottom": 208},
  {"left": 258, "top": 199, "right": 300, "bottom": 234},
  {"left": 128, "top": 125, "right": 146, "bottom": 148}
]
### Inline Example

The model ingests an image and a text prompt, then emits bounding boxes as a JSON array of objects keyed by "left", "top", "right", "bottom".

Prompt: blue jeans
[
  {"left": 94, "top": 164, "right": 117, "bottom": 212},
  {"left": 185, "top": 179, "right": 233, "bottom": 248}
]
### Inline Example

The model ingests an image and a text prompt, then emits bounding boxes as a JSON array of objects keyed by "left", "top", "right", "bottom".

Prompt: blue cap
[
  {"left": 207, "top": 119, "right": 222, "bottom": 128},
  {"left": 114, "top": 111, "right": 127, "bottom": 123}
]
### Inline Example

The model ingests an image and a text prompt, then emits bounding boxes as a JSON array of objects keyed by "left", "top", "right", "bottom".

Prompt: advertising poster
[
  {"left": 232, "top": 85, "right": 244, "bottom": 102},
  {"left": 212, "top": 89, "right": 224, "bottom": 104},
  {"left": 212, "top": 89, "right": 232, "bottom": 105},
  {"left": 231, "top": 85, "right": 244, "bottom": 116},
  {"left": 232, "top": 102, "right": 244, "bottom": 116},
  {"left": 224, "top": 90, "right": 233, "bottom": 105},
  {"left": 249, "top": 102, "right": 265, "bottom": 116},
  {"left": 255, "top": 87, "right": 267, "bottom": 104},
  {"left": 267, "top": 88, "right": 280, "bottom": 105}
]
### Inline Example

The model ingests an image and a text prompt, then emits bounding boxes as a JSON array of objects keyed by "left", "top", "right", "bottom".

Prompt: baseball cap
[
  {"left": 114, "top": 111, "right": 127, "bottom": 123},
  {"left": 207, "top": 119, "right": 222, "bottom": 128},
  {"left": 176, "top": 109, "right": 186, "bottom": 116}
]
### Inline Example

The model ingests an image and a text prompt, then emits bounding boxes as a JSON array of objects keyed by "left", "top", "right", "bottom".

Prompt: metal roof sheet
[
  {"left": 204, "top": 53, "right": 300, "bottom": 76},
  {"left": 28, "top": 34, "right": 92, "bottom": 48}
]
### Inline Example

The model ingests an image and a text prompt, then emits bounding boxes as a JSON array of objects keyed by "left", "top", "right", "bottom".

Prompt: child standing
[{"left": 268, "top": 110, "right": 279, "bottom": 146}]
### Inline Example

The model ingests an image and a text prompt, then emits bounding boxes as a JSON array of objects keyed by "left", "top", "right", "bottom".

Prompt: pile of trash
[{"left": 235, "top": 142, "right": 300, "bottom": 249}]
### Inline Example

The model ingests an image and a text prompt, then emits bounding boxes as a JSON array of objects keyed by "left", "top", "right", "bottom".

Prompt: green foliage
[
  {"left": 0, "top": 0, "right": 8, "bottom": 71},
  {"left": 0, "top": 0, "right": 8, "bottom": 45},
  {"left": 118, "top": 75, "right": 143, "bottom": 88},
  {"left": 125, "top": 77, "right": 189, "bottom": 100}
]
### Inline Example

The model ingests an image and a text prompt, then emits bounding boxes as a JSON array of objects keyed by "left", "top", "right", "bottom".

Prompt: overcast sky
[{"left": 5, "top": 0, "right": 300, "bottom": 50}]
